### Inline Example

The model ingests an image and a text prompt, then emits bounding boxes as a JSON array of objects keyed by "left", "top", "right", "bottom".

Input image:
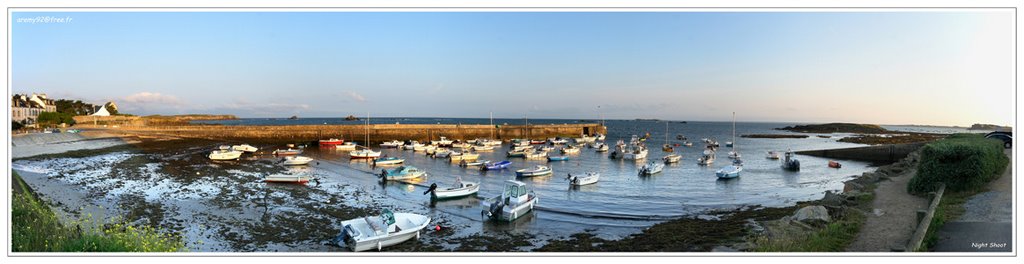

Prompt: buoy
[{"left": 434, "top": 225, "right": 441, "bottom": 231}]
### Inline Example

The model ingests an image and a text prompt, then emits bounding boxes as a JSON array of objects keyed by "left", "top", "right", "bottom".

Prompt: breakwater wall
[
  {"left": 77, "top": 123, "right": 606, "bottom": 144},
  {"left": 796, "top": 142, "right": 928, "bottom": 163}
]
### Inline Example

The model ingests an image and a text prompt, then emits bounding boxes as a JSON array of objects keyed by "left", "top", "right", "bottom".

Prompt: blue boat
[
  {"left": 483, "top": 160, "right": 512, "bottom": 171},
  {"left": 380, "top": 166, "right": 426, "bottom": 181},
  {"left": 547, "top": 155, "right": 569, "bottom": 161}
]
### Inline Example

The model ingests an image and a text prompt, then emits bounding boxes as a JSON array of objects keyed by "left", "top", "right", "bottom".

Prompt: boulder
[
  {"left": 822, "top": 191, "right": 846, "bottom": 207},
  {"left": 792, "top": 205, "right": 831, "bottom": 225}
]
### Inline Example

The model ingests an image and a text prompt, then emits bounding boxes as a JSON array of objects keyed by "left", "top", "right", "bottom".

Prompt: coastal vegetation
[
  {"left": 37, "top": 111, "right": 77, "bottom": 126},
  {"left": 12, "top": 171, "right": 186, "bottom": 252},
  {"left": 838, "top": 133, "right": 946, "bottom": 145},
  {"left": 907, "top": 134, "right": 1008, "bottom": 193},
  {"left": 776, "top": 123, "right": 889, "bottom": 134},
  {"left": 968, "top": 123, "right": 1011, "bottom": 131},
  {"left": 741, "top": 134, "right": 809, "bottom": 139}
]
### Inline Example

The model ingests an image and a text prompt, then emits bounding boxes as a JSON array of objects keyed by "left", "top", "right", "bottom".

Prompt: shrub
[
  {"left": 908, "top": 134, "right": 1009, "bottom": 193},
  {"left": 37, "top": 112, "right": 76, "bottom": 126},
  {"left": 12, "top": 121, "right": 24, "bottom": 130}
]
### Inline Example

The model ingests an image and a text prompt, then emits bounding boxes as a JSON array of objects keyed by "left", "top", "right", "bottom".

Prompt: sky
[{"left": 11, "top": 11, "right": 1015, "bottom": 126}]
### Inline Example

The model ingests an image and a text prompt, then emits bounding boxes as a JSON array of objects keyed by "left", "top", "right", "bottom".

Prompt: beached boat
[
  {"left": 380, "top": 140, "right": 404, "bottom": 148},
  {"left": 319, "top": 138, "right": 344, "bottom": 146},
  {"left": 828, "top": 160, "right": 842, "bottom": 169},
  {"left": 264, "top": 174, "right": 311, "bottom": 183},
  {"left": 272, "top": 148, "right": 303, "bottom": 156},
  {"left": 450, "top": 153, "right": 479, "bottom": 162},
  {"left": 231, "top": 144, "right": 258, "bottom": 153},
  {"left": 351, "top": 149, "right": 382, "bottom": 159},
  {"left": 335, "top": 142, "right": 358, "bottom": 151},
  {"left": 547, "top": 155, "right": 569, "bottom": 161},
  {"left": 217, "top": 145, "right": 231, "bottom": 150},
  {"left": 567, "top": 172, "right": 600, "bottom": 186},
  {"left": 424, "top": 177, "right": 480, "bottom": 200},
  {"left": 373, "top": 156, "right": 405, "bottom": 166},
  {"left": 480, "top": 180, "right": 537, "bottom": 222},
  {"left": 281, "top": 156, "right": 314, "bottom": 166},
  {"left": 209, "top": 149, "right": 243, "bottom": 160},
  {"left": 766, "top": 151, "right": 781, "bottom": 160},
  {"left": 663, "top": 154, "right": 682, "bottom": 164},
  {"left": 638, "top": 161, "right": 664, "bottom": 176},
  {"left": 516, "top": 165, "right": 553, "bottom": 177},
  {"left": 561, "top": 145, "right": 580, "bottom": 154},
  {"left": 379, "top": 166, "right": 426, "bottom": 181},
  {"left": 483, "top": 160, "right": 512, "bottom": 171},
  {"left": 716, "top": 159, "right": 743, "bottom": 179},
  {"left": 781, "top": 150, "right": 801, "bottom": 171},
  {"left": 336, "top": 209, "right": 430, "bottom": 252}
]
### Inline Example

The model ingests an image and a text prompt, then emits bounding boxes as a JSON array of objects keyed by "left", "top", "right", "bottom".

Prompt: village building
[{"left": 11, "top": 93, "right": 57, "bottom": 125}]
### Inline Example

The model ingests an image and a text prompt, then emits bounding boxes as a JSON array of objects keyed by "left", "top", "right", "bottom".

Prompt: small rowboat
[
  {"left": 460, "top": 160, "right": 487, "bottom": 167},
  {"left": 567, "top": 172, "right": 600, "bottom": 186},
  {"left": 561, "top": 146, "right": 580, "bottom": 154},
  {"left": 529, "top": 140, "right": 546, "bottom": 145},
  {"left": 281, "top": 156, "right": 314, "bottom": 166},
  {"left": 209, "top": 149, "right": 243, "bottom": 161},
  {"left": 373, "top": 156, "right": 405, "bottom": 166},
  {"left": 264, "top": 174, "right": 311, "bottom": 183},
  {"left": 319, "top": 138, "right": 344, "bottom": 146},
  {"left": 516, "top": 165, "right": 552, "bottom": 177},
  {"left": 547, "top": 155, "right": 569, "bottom": 161},
  {"left": 483, "top": 160, "right": 512, "bottom": 171},
  {"left": 662, "top": 144, "right": 674, "bottom": 152},
  {"left": 472, "top": 145, "right": 494, "bottom": 152},
  {"left": 336, "top": 210, "right": 430, "bottom": 252},
  {"left": 828, "top": 160, "right": 842, "bottom": 169},
  {"left": 272, "top": 148, "right": 302, "bottom": 156},
  {"left": 424, "top": 178, "right": 480, "bottom": 200},
  {"left": 351, "top": 149, "right": 382, "bottom": 159}
]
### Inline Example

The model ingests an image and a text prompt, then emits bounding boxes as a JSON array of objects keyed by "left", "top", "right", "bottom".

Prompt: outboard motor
[{"left": 423, "top": 183, "right": 438, "bottom": 195}]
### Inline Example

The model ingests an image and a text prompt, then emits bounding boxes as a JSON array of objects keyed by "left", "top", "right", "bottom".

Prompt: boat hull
[
  {"left": 432, "top": 183, "right": 480, "bottom": 200},
  {"left": 339, "top": 213, "right": 430, "bottom": 252}
]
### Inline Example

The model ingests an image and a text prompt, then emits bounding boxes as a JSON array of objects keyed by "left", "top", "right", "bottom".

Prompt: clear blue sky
[{"left": 12, "top": 11, "right": 1014, "bottom": 126}]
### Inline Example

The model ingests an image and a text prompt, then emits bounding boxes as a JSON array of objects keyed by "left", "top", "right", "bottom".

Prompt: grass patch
[
  {"left": 752, "top": 210, "right": 866, "bottom": 252},
  {"left": 12, "top": 171, "right": 186, "bottom": 252}
]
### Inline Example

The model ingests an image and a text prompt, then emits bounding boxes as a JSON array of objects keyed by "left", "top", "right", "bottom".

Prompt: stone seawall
[
  {"left": 77, "top": 123, "right": 606, "bottom": 144},
  {"left": 795, "top": 142, "right": 928, "bottom": 163}
]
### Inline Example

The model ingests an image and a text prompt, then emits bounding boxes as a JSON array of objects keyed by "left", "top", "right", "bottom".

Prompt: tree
[
  {"left": 37, "top": 112, "right": 76, "bottom": 126},
  {"left": 12, "top": 121, "right": 24, "bottom": 130}
]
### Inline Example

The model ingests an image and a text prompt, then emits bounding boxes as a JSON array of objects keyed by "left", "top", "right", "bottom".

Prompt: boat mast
[
  {"left": 525, "top": 114, "right": 529, "bottom": 140},
  {"left": 732, "top": 112, "right": 736, "bottom": 153},
  {"left": 366, "top": 111, "right": 370, "bottom": 147},
  {"left": 490, "top": 111, "right": 494, "bottom": 139}
]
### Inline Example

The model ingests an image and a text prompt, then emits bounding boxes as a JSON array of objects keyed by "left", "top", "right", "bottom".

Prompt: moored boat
[
  {"left": 781, "top": 150, "right": 801, "bottom": 171},
  {"left": 379, "top": 166, "right": 426, "bottom": 181},
  {"left": 351, "top": 149, "right": 382, "bottom": 159},
  {"left": 404, "top": 141, "right": 423, "bottom": 150},
  {"left": 766, "top": 151, "right": 781, "bottom": 160},
  {"left": 373, "top": 156, "right": 405, "bottom": 166},
  {"left": 483, "top": 160, "right": 512, "bottom": 171},
  {"left": 459, "top": 160, "right": 486, "bottom": 167},
  {"left": 716, "top": 159, "right": 743, "bottom": 179},
  {"left": 516, "top": 165, "right": 553, "bottom": 177},
  {"left": 336, "top": 209, "right": 430, "bottom": 252},
  {"left": 480, "top": 180, "right": 537, "bottom": 222},
  {"left": 424, "top": 177, "right": 479, "bottom": 200},
  {"left": 231, "top": 144, "right": 258, "bottom": 153},
  {"left": 561, "top": 145, "right": 580, "bottom": 154},
  {"left": 335, "top": 142, "right": 358, "bottom": 151},
  {"left": 663, "top": 154, "right": 682, "bottom": 164},
  {"left": 567, "top": 172, "right": 600, "bottom": 186},
  {"left": 272, "top": 148, "right": 302, "bottom": 156},
  {"left": 319, "top": 138, "right": 344, "bottom": 146},
  {"left": 380, "top": 140, "right": 404, "bottom": 148},
  {"left": 697, "top": 148, "right": 716, "bottom": 166},
  {"left": 828, "top": 160, "right": 842, "bottom": 169},
  {"left": 547, "top": 155, "right": 569, "bottom": 161},
  {"left": 525, "top": 151, "right": 548, "bottom": 160},
  {"left": 281, "top": 156, "right": 314, "bottom": 166},
  {"left": 638, "top": 161, "right": 664, "bottom": 176},
  {"left": 209, "top": 149, "right": 243, "bottom": 160},
  {"left": 450, "top": 153, "right": 480, "bottom": 162},
  {"left": 471, "top": 145, "right": 495, "bottom": 152},
  {"left": 217, "top": 145, "right": 231, "bottom": 150}
]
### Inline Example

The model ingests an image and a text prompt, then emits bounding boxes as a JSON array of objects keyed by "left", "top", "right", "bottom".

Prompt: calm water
[{"left": 17, "top": 119, "right": 947, "bottom": 251}]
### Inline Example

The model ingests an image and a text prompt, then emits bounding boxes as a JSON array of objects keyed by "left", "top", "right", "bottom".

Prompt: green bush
[
  {"left": 12, "top": 121, "right": 24, "bottom": 130},
  {"left": 908, "top": 134, "right": 1009, "bottom": 193},
  {"left": 37, "top": 112, "right": 76, "bottom": 126}
]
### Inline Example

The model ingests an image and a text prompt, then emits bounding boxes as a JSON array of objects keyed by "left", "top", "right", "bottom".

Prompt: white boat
[
  {"left": 335, "top": 142, "right": 358, "bottom": 151},
  {"left": 548, "top": 137, "right": 569, "bottom": 144},
  {"left": 380, "top": 166, "right": 426, "bottom": 181},
  {"left": 351, "top": 149, "right": 382, "bottom": 159},
  {"left": 516, "top": 165, "right": 552, "bottom": 177},
  {"left": 511, "top": 139, "right": 531, "bottom": 147},
  {"left": 450, "top": 153, "right": 480, "bottom": 162},
  {"left": 264, "top": 174, "right": 311, "bottom": 183},
  {"left": 272, "top": 148, "right": 302, "bottom": 156},
  {"left": 336, "top": 210, "right": 431, "bottom": 252},
  {"left": 766, "top": 151, "right": 781, "bottom": 160},
  {"left": 451, "top": 142, "right": 471, "bottom": 149},
  {"left": 561, "top": 145, "right": 580, "bottom": 154},
  {"left": 567, "top": 172, "right": 600, "bottom": 186},
  {"left": 482, "top": 139, "right": 503, "bottom": 146},
  {"left": 728, "top": 151, "right": 742, "bottom": 159},
  {"left": 717, "top": 159, "right": 743, "bottom": 179},
  {"left": 424, "top": 177, "right": 480, "bottom": 199},
  {"left": 623, "top": 145, "right": 648, "bottom": 160},
  {"left": 663, "top": 154, "right": 682, "bottom": 164},
  {"left": 459, "top": 160, "right": 487, "bottom": 167},
  {"left": 697, "top": 148, "right": 716, "bottom": 166},
  {"left": 472, "top": 145, "right": 495, "bottom": 152},
  {"left": 609, "top": 140, "right": 627, "bottom": 159},
  {"left": 537, "top": 146, "right": 554, "bottom": 152},
  {"left": 281, "top": 156, "right": 314, "bottom": 166},
  {"left": 231, "top": 144, "right": 258, "bottom": 153},
  {"left": 595, "top": 134, "right": 606, "bottom": 141},
  {"left": 209, "top": 149, "right": 243, "bottom": 160},
  {"left": 436, "top": 136, "right": 454, "bottom": 146},
  {"left": 481, "top": 180, "right": 538, "bottom": 222},
  {"left": 639, "top": 161, "right": 664, "bottom": 176},
  {"left": 525, "top": 151, "right": 548, "bottom": 160},
  {"left": 217, "top": 145, "right": 231, "bottom": 150},
  {"left": 422, "top": 145, "right": 438, "bottom": 153},
  {"left": 404, "top": 141, "right": 423, "bottom": 150},
  {"left": 373, "top": 156, "right": 405, "bottom": 165},
  {"left": 433, "top": 149, "right": 452, "bottom": 158},
  {"left": 595, "top": 143, "right": 609, "bottom": 152},
  {"left": 380, "top": 140, "right": 404, "bottom": 148}
]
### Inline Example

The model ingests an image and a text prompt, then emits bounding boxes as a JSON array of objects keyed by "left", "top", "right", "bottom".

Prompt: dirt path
[{"left": 846, "top": 168, "right": 929, "bottom": 251}]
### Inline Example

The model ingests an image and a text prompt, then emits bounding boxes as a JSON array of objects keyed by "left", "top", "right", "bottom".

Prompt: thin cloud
[
  {"left": 346, "top": 91, "right": 367, "bottom": 102},
  {"left": 121, "top": 92, "right": 184, "bottom": 106}
]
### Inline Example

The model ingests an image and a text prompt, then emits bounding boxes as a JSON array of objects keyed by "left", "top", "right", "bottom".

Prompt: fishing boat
[
  {"left": 335, "top": 142, "right": 358, "bottom": 151},
  {"left": 264, "top": 174, "right": 311, "bottom": 183},
  {"left": 424, "top": 177, "right": 479, "bottom": 200},
  {"left": 281, "top": 156, "right": 314, "bottom": 166},
  {"left": 380, "top": 140, "right": 404, "bottom": 148},
  {"left": 609, "top": 140, "right": 627, "bottom": 159},
  {"left": 373, "top": 156, "right": 405, "bottom": 166},
  {"left": 697, "top": 148, "right": 716, "bottom": 166},
  {"left": 451, "top": 142, "right": 471, "bottom": 149},
  {"left": 525, "top": 151, "right": 548, "bottom": 160},
  {"left": 828, "top": 160, "right": 842, "bottom": 169},
  {"left": 231, "top": 144, "right": 258, "bottom": 153},
  {"left": 450, "top": 153, "right": 479, "bottom": 162},
  {"left": 483, "top": 160, "right": 512, "bottom": 171},
  {"left": 272, "top": 148, "right": 302, "bottom": 156},
  {"left": 459, "top": 160, "right": 486, "bottom": 167},
  {"left": 781, "top": 150, "right": 801, "bottom": 171},
  {"left": 433, "top": 149, "right": 452, "bottom": 158},
  {"left": 480, "top": 180, "right": 538, "bottom": 222},
  {"left": 319, "top": 138, "right": 344, "bottom": 147},
  {"left": 506, "top": 149, "right": 529, "bottom": 158},
  {"left": 547, "top": 155, "right": 569, "bottom": 161},
  {"left": 548, "top": 137, "right": 569, "bottom": 145},
  {"left": 336, "top": 209, "right": 431, "bottom": 252},
  {"left": 436, "top": 136, "right": 454, "bottom": 146},
  {"left": 403, "top": 141, "right": 423, "bottom": 150},
  {"left": 725, "top": 141, "right": 734, "bottom": 148},
  {"left": 561, "top": 145, "right": 580, "bottom": 154},
  {"left": 516, "top": 165, "right": 553, "bottom": 177},
  {"left": 209, "top": 149, "right": 243, "bottom": 160},
  {"left": 716, "top": 159, "right": 743, "bottom": 179},
  {"left": 663, "top": 154, "right": 682, "bottom": 164},
  {"left": 379, "top": 166, "right": 426, "bottom": 181},
  {"left": 638, "top": 161, "right": 664, "bottom": 176},
  {"left": 351, "top": 148, "right": 382, "bottom": 159},
  {"left": 623, "top": 136, "right": 649, "bottom": 160},
  {"left": 596, "top": 143, "right": 609, "bottom": 152},
  {"left": 567, "top": 172, "right": 600, "bottom": 186}
]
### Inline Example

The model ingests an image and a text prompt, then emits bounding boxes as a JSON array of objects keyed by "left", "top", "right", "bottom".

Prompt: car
[{"left": 985, "top": 133, "right": 1012, "bottom": 149}]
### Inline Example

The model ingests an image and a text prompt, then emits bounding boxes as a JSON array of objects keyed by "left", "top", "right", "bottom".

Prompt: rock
[
  {"left": 843, "top": 182, "right": 864, "bottom": 194},
  {"left": 822, "top": 191, "right": 846, "bottom": 207},
  {"left": 792, "top": 205, "right": 831, "bottom": 225}
]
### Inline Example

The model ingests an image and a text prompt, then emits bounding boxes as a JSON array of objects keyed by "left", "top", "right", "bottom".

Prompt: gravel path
[
  {"left": 846, "top": 167, "right": 929, "bottom": 251},
  {"left": 933, "top": 149, "right": 1012, "bottom": 252}
]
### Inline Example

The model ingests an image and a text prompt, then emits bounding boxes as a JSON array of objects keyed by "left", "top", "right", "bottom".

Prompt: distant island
[
  {"left": 776, "top": 123, "right": 889, "bottom": 134},
  {"left": 741, "top": 134, "right": 809, "bottom": 139},
  {"left": 635, "top": 118, "right": 661, "bottom": 122},
  {"left": 968, "top": 123, "right": 1011, "bottom": 131},
  {"left": 344, "top": 115, "right": 360, "bottom": 121}
]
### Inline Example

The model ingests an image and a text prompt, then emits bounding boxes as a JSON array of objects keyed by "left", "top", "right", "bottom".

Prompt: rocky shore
[{"left": 776, "top": 123, "right": 889, "bottom": 134}]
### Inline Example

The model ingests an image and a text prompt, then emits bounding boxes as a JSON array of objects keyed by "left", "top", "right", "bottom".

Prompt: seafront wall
[
  {"left": 75, "top": 123, "right": 606, "bottom": 144},
  {"left": 796, "top": 142, "right": 928, "bottom": 163}
]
